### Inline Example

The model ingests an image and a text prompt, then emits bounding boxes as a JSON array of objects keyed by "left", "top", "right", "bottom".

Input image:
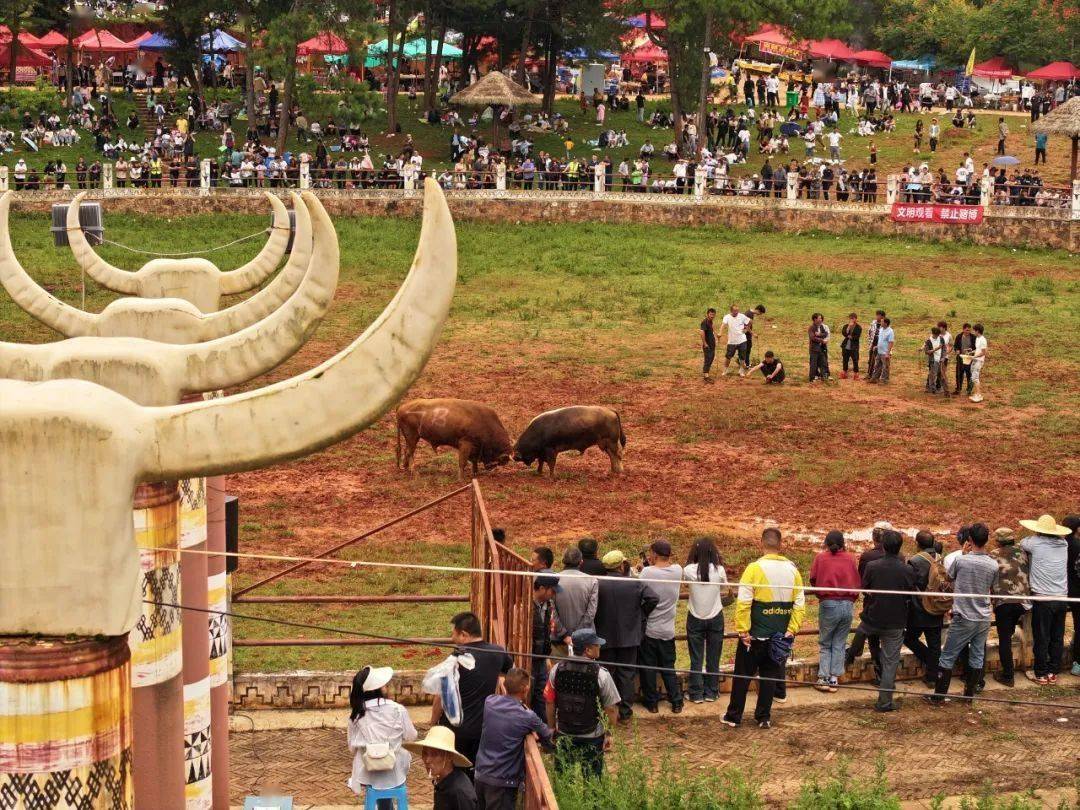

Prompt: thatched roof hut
[
  {"left": 450, "top": 71, "right": 539, "bottom": 108},
  {"left": 1033, "top": 96, "right": 1080, "bottom": 181}
]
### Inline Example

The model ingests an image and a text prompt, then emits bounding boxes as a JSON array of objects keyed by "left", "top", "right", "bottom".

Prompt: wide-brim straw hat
[
  {"left": 1018, "top": 514, "right": 1071, "bottom": 537},
  {"left": 404, "top": 726, "right": 472, "bottom": 768}
]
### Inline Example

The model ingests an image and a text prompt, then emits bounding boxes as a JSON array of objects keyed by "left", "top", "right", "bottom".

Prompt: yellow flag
[{"left": 965, "top": 47, "right": 976, "bottom": 76}]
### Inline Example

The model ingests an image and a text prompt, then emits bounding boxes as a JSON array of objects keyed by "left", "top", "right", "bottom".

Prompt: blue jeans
[
  {"left": 817, "top": 599, "right": 854, "bottom": 680},
  {"left": 686, "top": 613, "right": 724, "bottom": 700},
  {"left": 939, "top": 616, "right": 991, "bottom": 670}
]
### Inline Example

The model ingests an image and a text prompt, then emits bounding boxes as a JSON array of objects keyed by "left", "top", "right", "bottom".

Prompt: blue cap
[
  {"left": 534, "top": 575, "right": 562, "bottom": 593},
  {"left": 571, "top": 628, "right": 606, "bottom": 649}
]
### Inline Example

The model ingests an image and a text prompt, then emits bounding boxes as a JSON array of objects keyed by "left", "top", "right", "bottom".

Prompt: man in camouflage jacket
[{"left": 990, "top": 527, "right": 1031, "bottom": 686}]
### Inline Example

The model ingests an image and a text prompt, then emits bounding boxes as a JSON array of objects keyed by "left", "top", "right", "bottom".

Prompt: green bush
[{"left": 789, "top": 759, "right": 900, "bottom": 810}]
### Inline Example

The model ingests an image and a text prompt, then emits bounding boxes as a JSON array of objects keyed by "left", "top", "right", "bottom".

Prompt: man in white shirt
[
  {"left": 637, "top": 540, "right": 684, "bottom": 713},
  {"left": 827, "top": 130, "right": 842, "bottom": 160},
  {"left": 765, "top": 75, "right": 779, "bottom": 109},
  {"left": 720, "top": 305, "right": 750, "bottom": 376},
  {"left": 969, "top": 323, "right": 987, "bottom": 402},
  {"left": 924, "top": 326, "right": 948, "bottom": 394}
]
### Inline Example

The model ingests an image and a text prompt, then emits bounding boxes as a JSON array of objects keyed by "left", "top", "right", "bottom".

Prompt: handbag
[{"left": 360, "top": 742, "right": 396, "bottom": 772}]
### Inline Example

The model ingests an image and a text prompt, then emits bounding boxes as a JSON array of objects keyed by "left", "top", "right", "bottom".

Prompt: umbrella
[
  {"left": 137, "top": 32, "right": 175, "bottom": 51},
  {"left": 199, "top": 29, "right": 245, "bottom": 53},
  {"left": 403, "top": 38, "right": 463, "bottom": 60},
  {"left": 780, "top": 121, "right": 802, "bottom": 136},
  {"left": 450, "top": 71, "right": 539, "bottom": 148},
  {"left": 562, "top": 47, "right": 619, "bottom": 62},
  {"left": 1032, "top": 95, "right": 1080, "bottom": 181},
  {"left": 297, "top": 32, "right": 349, "bottom": 57},
  {"left": 991, "top": 155, "right": 1020, "bottom": 167},
  {"left": 621, "top": 41, "right": 667, "bottom": 63}
]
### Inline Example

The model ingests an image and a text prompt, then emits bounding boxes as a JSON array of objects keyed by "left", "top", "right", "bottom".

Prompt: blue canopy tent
[
  {"left": 199, "top": 29, "right": 245, "bottom": 52},
  {"left": 562, "top": 48, "right": 619, "bottom": 61},
  {"left": 891, "top": 54, "right": 936, "bottom": 72},
  {"left": 137, "top": 32, "right": 174, "bottom": 51}
]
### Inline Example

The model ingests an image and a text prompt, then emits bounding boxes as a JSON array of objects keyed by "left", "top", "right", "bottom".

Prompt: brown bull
[
  {"left": 513, "top": 405, "right": 626, "bottom": 478},
  {"left": 395, "top": 398, "right": 514, "bottom": 479}
]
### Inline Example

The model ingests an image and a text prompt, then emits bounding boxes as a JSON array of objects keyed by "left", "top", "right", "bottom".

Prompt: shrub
[{"left": 787, "top": 758, "right": 900, "bottom": 810}]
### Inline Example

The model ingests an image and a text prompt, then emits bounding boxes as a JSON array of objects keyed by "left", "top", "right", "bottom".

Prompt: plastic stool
[{"left": 364, "top": 784, "right": 409, "bottom": 810}]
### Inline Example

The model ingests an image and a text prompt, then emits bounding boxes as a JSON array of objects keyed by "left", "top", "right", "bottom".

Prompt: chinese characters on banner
[
  {"left": 758, "top": 41, "right": 806, "bottom": 60},
  {"left": 890, "top": 203, "right": 984, "bottom": 224}
]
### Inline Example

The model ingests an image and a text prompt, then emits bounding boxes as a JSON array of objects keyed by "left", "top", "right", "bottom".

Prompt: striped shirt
[{"left": 735, "top": 554, "right": 806, "bottom": 638}]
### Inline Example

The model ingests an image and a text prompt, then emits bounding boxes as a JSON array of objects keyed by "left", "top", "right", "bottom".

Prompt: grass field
[
  {"left": 1, "top": 204, "right": 1077, "bottom": 673},
  {"left": 1, "top": 86, "right": 1076, "bottom": 186}
]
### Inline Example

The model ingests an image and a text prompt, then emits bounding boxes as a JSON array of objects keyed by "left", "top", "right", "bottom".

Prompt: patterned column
[
  {"left": 179, "top": 475, "right": 212, "bottom": 810},
  {"left": 130, "top": 480, "right": 186, "bottom": 809},
  {"left": 0, "top": 634, "right": 133, "bottom": 808},
  {"left": 206, "top": 475, "right": 231, "bottom": 808}
]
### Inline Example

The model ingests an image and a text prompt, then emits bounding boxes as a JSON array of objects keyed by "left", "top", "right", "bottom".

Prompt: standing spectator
[
  {"left": 1019, "top": 514, "right": 1071, "bottom": 685},
  {"left": 905, "top": 531, "right": 945, "bottom": 687},
  {"left": 810, "top": 530, "right": 860, "bottom": 693},
  {"left": 869, "top": 317, "right": 894, "bottom": 384},
  {"left": 13, "top": 158, "right": 27, "bottom": 191},
  {"left": 474, "top": 668, "right": 553, "bottom": 810},
  {"left": 529, "top": 576, "right": 560, "bottom": 719},
  {"left": 638, "top": 539, "right": 684, "bottom": 713},
  {"left": 722, "top": 528, "right": 805, "bottom": 729},
  {"left": 544, "top": 628, "right": 620, "bottom": 778},
  {"left": 405, "top": 727, "right": 477, "bottom": 810},
  {"left": 808, "top": 313, "right": 828, "bottom": 382},
  {"left": 347, "top": 666, "right": 418, "bottom": 809},
  {"left": 430, "top": 612, "right": 513, "bottom": 774},
  {"left": 929, "top": 118, "right": 940, "bottom": 153},
  {"left": 866, "top": 310, "right": 885, "bottom": 380},
  {"left": 552, "top": 548, "right": 598, "bottom": 657},
  {"left": 1063, "top": 515, "right": 1080, "bottom": 677},
  {"left": 860, "top": 530, "right": 916, "bottom": 712},
  {"left": 720, "top": 305, "right": 749, "bottom": 376},
  {"left": 1034, "top": 131, "right": 1048, "bottom": 165},
  {"left": 989, "top": 527, "right": 1031, "bottom": 687},
  {"left": 827, "top": 129, "right": 842, "bottom": 160},
  {"left": 840, "top": 313, "right": 862, "bottom": 379},
  {"left": 529, "top": 547, "right": 554, "bottom": 573},
  {"left": 953, "top": 323, "right": 976, "bottom": 396},
  {"left": 968, "top": 323, "right": 987, "bottom": 402},
  {"left": 636, "top": 89, "right": 646, "bottom": 123},
  {"left": 683, "top": 537, "right": 731, "bottom": 704},
  {"left": 996, "top": 117, "right": 1009, "bottom": 156},
  {"left": 577, "top": 537, "right": 606, "bottom": 576},
  {"left": 924, "top": 326, "right": 948, "bottom": 394},
  {"left": 928, "top": 524, "right": 998, "bottom": 704},
  {"left": 846, "top": 523, "right": 891, "bottom": 677},
  {"left": 594, "top": 550, "right": 657, "bottom": 722},
  {"left": 700, "top": 307, "right": 717, "bottom": 383}
]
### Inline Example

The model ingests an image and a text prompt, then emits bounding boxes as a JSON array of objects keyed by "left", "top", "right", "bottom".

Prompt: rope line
[
  {"left": 180, "top": 547, "right": 1080, "bottom": 604},
  {"left": 97, "top": 228, "right": 270, "bottom": 257},
  {"left": 147, "top": 599, "right": 1080, "bottom": 712}
]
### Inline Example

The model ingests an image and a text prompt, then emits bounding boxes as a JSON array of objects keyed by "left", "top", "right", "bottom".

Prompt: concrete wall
[{"left": 12, "top": 189, "right": 1077, "bottom": 252}]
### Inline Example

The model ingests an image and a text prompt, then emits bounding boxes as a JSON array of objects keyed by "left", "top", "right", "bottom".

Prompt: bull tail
[{"left": 616, "top": 410, "right": 627, "bottom": 448}]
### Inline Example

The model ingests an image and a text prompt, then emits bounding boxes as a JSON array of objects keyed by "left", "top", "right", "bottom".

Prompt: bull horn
[
  {"left": 146, "top": 177, "right": 456, "bottom": 480},
  {"left": 198, "top": 192, "right": 314, "bottom": 340},
  {"left": 66, "top": 191, "right": 139, "bottom": 295},
  {"left": 0, "top": 193, "right": 95, "bottom": 337},
  {"left": 217, "top": 192, "right": 292, "bottom": 295},
  {"left": 178, "top": 192, "right": 337, "bottom": 393}
]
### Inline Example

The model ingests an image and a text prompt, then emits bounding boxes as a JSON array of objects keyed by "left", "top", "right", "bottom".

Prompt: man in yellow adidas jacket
[{"left": 721, "top": 527, "right": 806, "bottom": 729}]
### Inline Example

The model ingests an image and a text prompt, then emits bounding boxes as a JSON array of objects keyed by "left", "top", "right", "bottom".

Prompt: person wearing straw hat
[
  {"left": 1019, "top": 514, "right": 1072, "bottom": 685},
  {"left": 405, "top": 727, "right": 477, "bottom": 810},
  {"left": 346, "top": 666, "right": 418, "bottom": 807}
]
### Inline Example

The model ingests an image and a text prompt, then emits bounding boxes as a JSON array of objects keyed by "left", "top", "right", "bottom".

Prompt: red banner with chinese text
[
  {"left": 758, "top": 41, "right": 805, "bottom": 60},
  {"left": 890, "top": 203, "right": 984, "bottom": 225}
]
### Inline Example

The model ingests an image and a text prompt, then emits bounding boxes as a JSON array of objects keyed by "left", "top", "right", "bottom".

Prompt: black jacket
[
  {"left": 906, "top": 551, "right": 944, "bottom": 628},
  {"left": 594, "top": 572, "right": 658, "bottom": 648},
  {"left": 860, "top": 555, "right": 916, "bottom": 631},
  {"left": 579, "top": 556, "right": 607, "bottom": 577}
]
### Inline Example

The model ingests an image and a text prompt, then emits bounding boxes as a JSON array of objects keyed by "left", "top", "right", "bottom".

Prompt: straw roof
[
  {"left": 450, "top": 71, "right": 539, "bottom": 107},
  {"left": 1032, "top": 96, "right": 1080, "bottom": 137}
]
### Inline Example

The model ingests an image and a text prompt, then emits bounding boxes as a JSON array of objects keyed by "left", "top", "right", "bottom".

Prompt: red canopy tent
[
  {"left": 737, "top": 25, "right": 807, "bottom": 60},
  {"left": 17, "top": 31, "right": 40, "bottom": 47},
  {"left": 74, "top": 29, "right": 136, "bottom": 52},
  {"left": 128, "top": 31, "right": 154, "bottom": 47},
  {"left": 972, "top": 56, "right": 1014, "bottom": 79},
  {"left": 850, "top": 49, "right": 892, "bottom": 69},
  {"left": 622, "top": 41, "right": 667, "bottom": 63},
  {"left": 1027, "top": 61, "right": 1080, "bottom": 81},
  {"left": 34, "top": 30, "right": 68, "bottom": 49},
  {"left": 297, "top": 32, "right": 348, "bottom": 56},
  {"left": 0, "top": 42, "right": 52, "bottom": 68},
  {"left": 808, "top": 39, "right": 854, "bottom": 60}
]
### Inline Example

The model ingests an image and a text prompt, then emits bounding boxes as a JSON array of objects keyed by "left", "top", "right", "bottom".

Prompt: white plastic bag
[{"left": 421, "top": 652, "right": 475, "bottom": 727}]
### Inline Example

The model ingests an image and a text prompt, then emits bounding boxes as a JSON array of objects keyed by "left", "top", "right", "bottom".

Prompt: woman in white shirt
[
  {"left": 969, "top": 323, "right": 987, "bottom": 403},
  {"left": 347, "top": 666, "right": 417, "bottom": 805},
  {"left": 683, "top": 537, "right": 731, "bottom": 703}
]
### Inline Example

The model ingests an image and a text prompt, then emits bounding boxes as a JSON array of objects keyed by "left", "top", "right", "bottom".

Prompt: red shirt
[{"left": 809, "top": 550, "right": 861, "bottom": 601}]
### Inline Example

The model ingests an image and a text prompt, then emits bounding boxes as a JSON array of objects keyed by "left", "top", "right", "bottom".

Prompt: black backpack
[{"left": 554, "top": 660, "right": 601, "bottom": 736}]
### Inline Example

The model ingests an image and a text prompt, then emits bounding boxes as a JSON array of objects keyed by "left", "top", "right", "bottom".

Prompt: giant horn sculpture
[
  {"left": 66, "top": 190, "right": 292, "bottom": 312},
  {"left": 0, "top": 179, "right": 456, "bottom": 809},
  {"left": 0, "top": 192, "right": 331, "bottom": 809},
  {"left": 1, "top": 192, "right": 314, "bottom": 343}
]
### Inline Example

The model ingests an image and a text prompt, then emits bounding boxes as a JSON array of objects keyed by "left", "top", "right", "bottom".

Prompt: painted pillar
[
  {"left": 180, "top": 470, "right": 213, "bottom": 810},
  {"left": 103, "top": 162, "right": 114, "bottom": 190},
  {"left": 206, "top": 475, "right": 231, "bottom": 809},
  {"left": 0, "top": 635, "right": 133, "bottom": 808},
  {"left": 693, "top": 166, "right": 707, "bottom": 200},
  {"left": 0, "top": 166, "right": 8, "bottom": 191},
  {"left": 886, "top": 175, "right": 899, "bottom": 205},
  {"left": 130, "top": 480, "right": 186, "bottom": 809}
]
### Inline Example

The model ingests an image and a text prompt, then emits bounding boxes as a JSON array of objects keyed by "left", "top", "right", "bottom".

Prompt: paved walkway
[{"left": 231, "top": 673, "right": 1080, "bottom": 809}]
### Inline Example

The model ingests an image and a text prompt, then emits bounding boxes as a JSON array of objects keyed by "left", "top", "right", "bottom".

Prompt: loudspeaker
[{"left": 225, "top": 495, "right": 239, "bottom": 573}]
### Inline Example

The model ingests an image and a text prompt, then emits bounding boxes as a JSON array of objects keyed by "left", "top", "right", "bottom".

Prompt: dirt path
[{"left": 230, "top": 687, "right": 1080, "bottom": 808}]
